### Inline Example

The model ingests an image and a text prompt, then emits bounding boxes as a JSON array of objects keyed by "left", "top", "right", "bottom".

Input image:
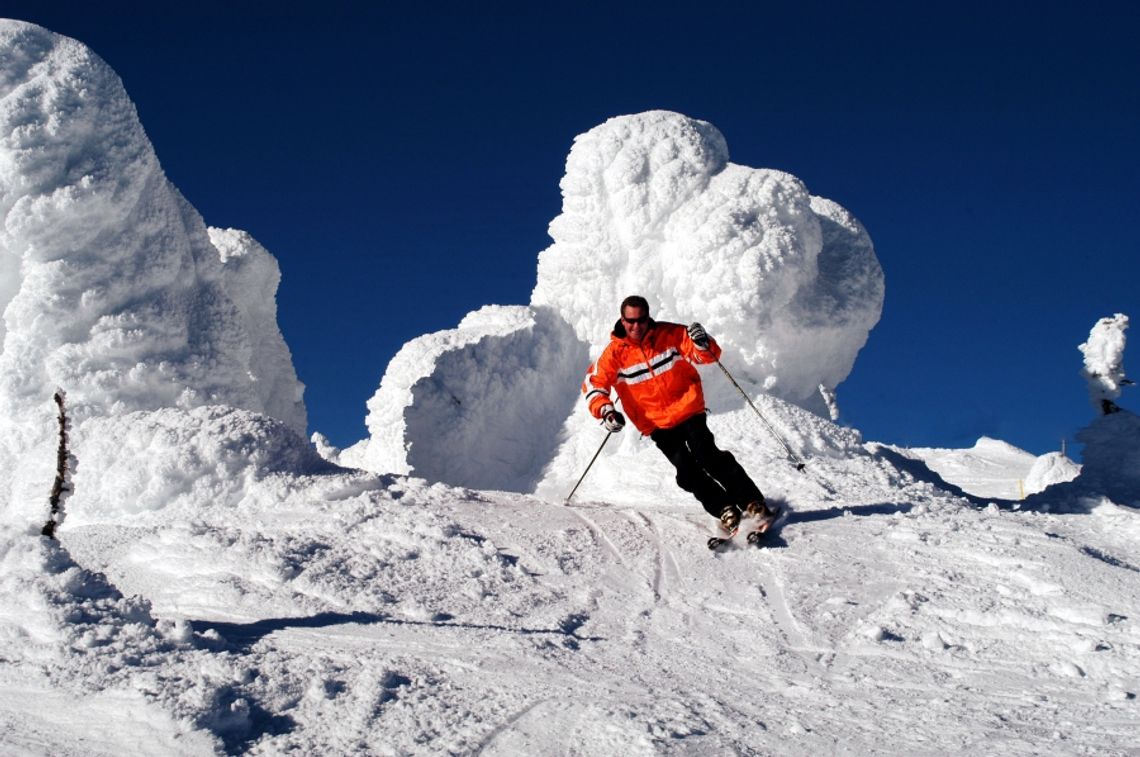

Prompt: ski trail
[
  {"left": 472, "top": 698, "right": 551, "bottom": 755},
  {"left": 626, "top": 510, "right": 668, "bottom": 602},
  {"left": 568, "top": 509, "right": 630, "bottom": 569},
  {"left": 754, "top": 558, "right": 835, "bottom": 680}
]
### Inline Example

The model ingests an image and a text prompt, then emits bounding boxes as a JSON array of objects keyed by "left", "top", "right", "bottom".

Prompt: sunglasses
[{"left": 622, "top": 314, "right": 649, "bottom": 325}]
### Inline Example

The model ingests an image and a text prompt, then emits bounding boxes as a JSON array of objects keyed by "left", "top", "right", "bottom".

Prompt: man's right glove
[
  {"left": 600, "top": 404, "right": 626, "bottom": 433},
  {"left": 687, "top": 322, "right": 710, "bottom": 350}
]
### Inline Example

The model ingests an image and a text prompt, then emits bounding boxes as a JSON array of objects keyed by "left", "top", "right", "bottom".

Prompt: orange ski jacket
[{"left": 583, "top": 319, "right": 721, "bottom": 435}]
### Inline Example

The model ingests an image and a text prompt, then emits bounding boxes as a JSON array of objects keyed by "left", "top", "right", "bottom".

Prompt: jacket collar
[{"left": 611, "top": 317, "right": 656, "bottom": 345}]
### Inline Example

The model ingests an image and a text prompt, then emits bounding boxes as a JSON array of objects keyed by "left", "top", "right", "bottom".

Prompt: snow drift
[
  {"left": 0, "top": 20, "right": 305, "bottom": 522},
  {"left": 354, "top": 111, "right": 885, "bottom": 491}
]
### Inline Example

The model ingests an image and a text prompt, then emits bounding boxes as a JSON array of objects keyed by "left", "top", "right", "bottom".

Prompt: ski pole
[
  {"left": 714, "top": 358, "right": 807, "bottom": 473},
  {"left": 565, "top": 430, "right": 613, "bottom": 503}
]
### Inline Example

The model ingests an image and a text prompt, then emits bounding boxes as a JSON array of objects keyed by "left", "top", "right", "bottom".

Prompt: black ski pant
[{"left": 650, "top": 412, "right": 763, "bottom": 518}]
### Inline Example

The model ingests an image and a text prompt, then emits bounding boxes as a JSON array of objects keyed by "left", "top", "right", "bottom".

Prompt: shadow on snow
[{"left": 190, "top": 610, "right": 604, "bottom": 654}]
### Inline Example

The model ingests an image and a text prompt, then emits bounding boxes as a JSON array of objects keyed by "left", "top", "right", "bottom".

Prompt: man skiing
[{"left": 582, "top": 295, "right": 776, "bottom": 536}]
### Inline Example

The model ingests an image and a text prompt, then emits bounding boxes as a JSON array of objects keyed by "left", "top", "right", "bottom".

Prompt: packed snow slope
[
  {"left": 2, "top": 20, "right": 1139, "bottom": 756},
  {"left": 347, "top": 110, "right": 884, "bottom": 491},
  {"left": 5, "top": 397, "right": 1139, "bottom": 755}
]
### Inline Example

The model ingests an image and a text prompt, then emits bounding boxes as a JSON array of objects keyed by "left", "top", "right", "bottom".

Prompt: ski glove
[
  {"left": 687, "top": 322, "right": 710, "bottom": 350},
  {"left": 600, "top": 404, "right": 626, "bottom": 433}
]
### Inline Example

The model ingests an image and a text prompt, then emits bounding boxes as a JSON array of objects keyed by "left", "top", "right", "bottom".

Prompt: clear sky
[{"left": 5, "top": 1, "right": 1138, "bottom": 455}]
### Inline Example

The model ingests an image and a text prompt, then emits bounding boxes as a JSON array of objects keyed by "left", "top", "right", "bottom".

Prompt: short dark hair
[{"left": 620, "top": 295, "right": 649, "bottom": 314}]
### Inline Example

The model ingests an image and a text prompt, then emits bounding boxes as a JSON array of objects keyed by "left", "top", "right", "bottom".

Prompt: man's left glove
[
  {"left": 687, "top": 322, "right": 710, "bottom": 350},
  {"left": 600, "top": 404, "right": 626, "bottom": 433}
]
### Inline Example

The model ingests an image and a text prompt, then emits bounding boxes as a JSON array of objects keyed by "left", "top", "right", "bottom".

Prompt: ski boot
[
  {"left": 707, "top": 505, "right": 743, "bottom": 550},
  {"left": 719, "top": 504, "right": 742, "bottom": 534},
  {"left": 743, "top": 498, "right": 780, "bottom": 536}
]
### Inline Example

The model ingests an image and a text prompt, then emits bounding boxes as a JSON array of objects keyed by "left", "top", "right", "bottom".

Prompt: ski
[{"left": 706, "top": 528, "right": 738, "bottom": 550}]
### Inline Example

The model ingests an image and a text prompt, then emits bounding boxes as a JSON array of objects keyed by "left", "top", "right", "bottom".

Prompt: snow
[
  {"left": 0, "top": 20, "right": 306, "bottom": 521},
  {"left": 2, "top": 19, "right": 1140, "bottom": 756},
  {"left": 348, "top": 305, "right": 586, "bottom": 491},
  {"left": 1025, "top": 451, "right": 1083, "bottom": 496},
  {"left": 897, "top": 436, "right": 1080, "bottom": 500},
  {"left": 15, "top": 399, "right": 1140, "bottom": 754}
]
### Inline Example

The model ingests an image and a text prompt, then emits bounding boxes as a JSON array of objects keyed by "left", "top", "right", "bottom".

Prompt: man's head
[{"left": 620, "top": 295, "right": 650, "bottom": 343}]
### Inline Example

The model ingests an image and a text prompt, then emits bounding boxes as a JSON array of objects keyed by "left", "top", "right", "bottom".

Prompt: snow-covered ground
[
  {"left": 5, "top": 400, "right": 1139, "bottom": 755},
  {"left": 2, "top": 19, "right": 1138, "bottom": 756}
]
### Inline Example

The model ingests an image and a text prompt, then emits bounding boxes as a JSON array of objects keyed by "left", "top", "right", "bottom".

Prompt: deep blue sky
[{"left": 6, "top": 1, "right": 1138, "bottom": 455}]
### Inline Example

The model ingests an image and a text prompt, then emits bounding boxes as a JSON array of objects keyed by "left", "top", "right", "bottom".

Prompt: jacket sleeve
[{"left": 582, "top": 348, "right": 618, "bottom": 419}]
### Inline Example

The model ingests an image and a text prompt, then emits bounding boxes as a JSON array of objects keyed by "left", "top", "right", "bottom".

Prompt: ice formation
[
  {"left": 356, "top": 111, "right": 885, "bottom": 490},
  {"left": 0, "top": 21, "right": 305, "bottom": 521}
]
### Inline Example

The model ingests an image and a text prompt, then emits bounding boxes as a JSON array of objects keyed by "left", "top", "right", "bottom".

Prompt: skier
[{"left": 582, "top": 295, "right": 776, "bottom": 535}]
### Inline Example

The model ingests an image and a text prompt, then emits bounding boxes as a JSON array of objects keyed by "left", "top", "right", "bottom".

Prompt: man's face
[{"left": 621, "top": 305, "right": 649, "bottom": 343}]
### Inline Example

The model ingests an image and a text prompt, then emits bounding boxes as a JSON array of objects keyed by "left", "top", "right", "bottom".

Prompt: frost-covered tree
[{"left": 1079, "top": 314, "right": 1131, "bottom": 415}]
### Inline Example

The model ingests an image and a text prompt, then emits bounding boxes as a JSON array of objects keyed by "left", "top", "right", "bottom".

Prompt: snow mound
[
  {"left": 68, "top": 406, "right": 337, "bottom": 521},
  {"left": 1024, "top": 451, "right": 1082, "bottom": 495},
  {"left": 352, "top": 306, "right": 586, "bottom": 490},
  {"left": 0, "top": 20, "right": 305, "bottom": 515}
]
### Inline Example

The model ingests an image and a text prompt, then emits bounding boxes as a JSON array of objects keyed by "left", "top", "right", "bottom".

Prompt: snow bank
[
  {"left": 351, "top": 306, "right": 586, "bottom": 490},
  {"left": 897, "top": 436, "right": 1039, "bottom": 500},
  {"left": 68, "top": 406, "right": 336, "bottom": 521},
  {"left": 356, "top": 112, "right": 883, "bottom": 491},
  {"left": 1024, "top": 451, "right": 1082, "bottom": 495},
  {"left": 0, "top": 535, "right": 157, "bottom": 666},
  {"left": 0, "top": 20, "right": 306, "bottom": 517}
]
